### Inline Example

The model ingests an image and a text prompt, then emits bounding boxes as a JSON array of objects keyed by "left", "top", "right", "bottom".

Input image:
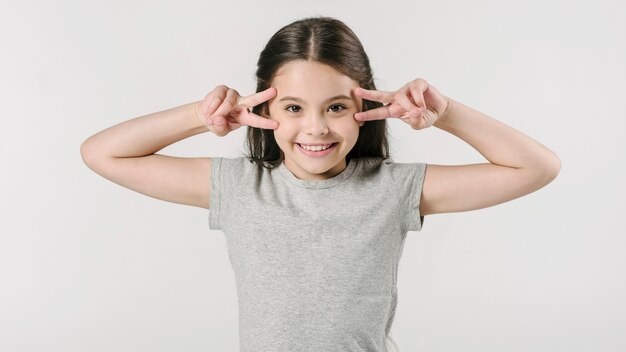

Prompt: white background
[{"left": 1, "top": 0, "right": 625, "bottom": 351}]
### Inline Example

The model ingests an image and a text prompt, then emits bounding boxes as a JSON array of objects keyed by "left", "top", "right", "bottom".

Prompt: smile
[{"left": 295, "top": 142, "right": 338, "bottom": 157}]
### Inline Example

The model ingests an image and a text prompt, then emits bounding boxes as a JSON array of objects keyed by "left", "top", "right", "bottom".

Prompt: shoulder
[
  {"left": 211, "top": 156, "right": 260, "bottom": 185},
  {"left": 212, "top": 156, "right": 265, "bottom": 172},
  {"left": 355, "top": 157, "right": 426, "bottom": 179}
]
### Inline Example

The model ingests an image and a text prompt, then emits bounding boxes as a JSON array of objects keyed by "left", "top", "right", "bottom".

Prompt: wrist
[
  {"left": 434, "top": 97, "right": 453, "bottom": 128},
  {"left": 193, "top": 101, "right": 213, "bottom": 133}
]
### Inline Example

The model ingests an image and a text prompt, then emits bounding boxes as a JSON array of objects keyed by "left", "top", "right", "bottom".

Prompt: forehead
[{"left": 271, "top": 60, "right": 358, "bottom": 101}]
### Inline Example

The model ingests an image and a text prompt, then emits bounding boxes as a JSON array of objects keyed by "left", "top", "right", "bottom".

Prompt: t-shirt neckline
[{"left": 278, "top": 158, "right": 358, "bottom": 189}]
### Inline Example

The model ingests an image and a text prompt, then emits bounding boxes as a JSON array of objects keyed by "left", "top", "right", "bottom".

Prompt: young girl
[{"left": 81, "top": 16, "right": 560, "bottom": 352}]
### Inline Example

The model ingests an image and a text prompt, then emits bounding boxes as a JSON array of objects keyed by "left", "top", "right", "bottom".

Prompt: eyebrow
[{"left": 278, "top": 95, "right": 352, "bottom": 103}]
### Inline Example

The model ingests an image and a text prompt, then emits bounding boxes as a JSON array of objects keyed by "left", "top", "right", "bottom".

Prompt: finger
[
  {"left": 401, "top": 113, "right": 425, "bottom": 130},
  {"left": 354, "top": 103, "right": 405, "bottom": 121},
  {"left": 206, "top": 99, "right": 222, "bottom": 125},
  {"left": 409, "top": 85, "right": 427, "bottom": 110},
  {"left": 400, "top": 115, "right": 415, "bottom": 128},
  {"left": 421, "top": 108, "right": 440, "bottom": 127},
  {"left": 197, "top": 94, "right": 224, "bottom": 122},
  {"left": 354, "top": 87, "right": 393, "bottom": 104},
  {"left": 409, "top": 110, "right": 424, "bottom": 128},
  {"left": 240, "top": 112, "right": 279, "bottom": 130},
  {"left": 227, "top": 120, "right": 242, "bottom": 130},
  {"left": 207, "top": 97, "right": 222, "bottom": 117},
  {"left": 396, "top": 93, "right": 420, "bottom": 118},
  {"left": 240, "top": 87, "right": 277, "bottom": 108},
  {"left": 212, "top": 114, "right": 227, "bottom": 126},
  {"left": 211, "top": 114, "right": 228, "bottom": 136},
  {"left": 211, "top": 89, "right": 238, "bottom": 119}
]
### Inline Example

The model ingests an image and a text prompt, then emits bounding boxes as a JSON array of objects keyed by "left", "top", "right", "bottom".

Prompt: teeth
[{"left": 300, "top": 143, "right": 333, "bottom": 151}]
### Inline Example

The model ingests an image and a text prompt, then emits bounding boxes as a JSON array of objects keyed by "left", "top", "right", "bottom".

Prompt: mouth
[{"left": 295, "top": 142, "right": 338, "bottom": 157}]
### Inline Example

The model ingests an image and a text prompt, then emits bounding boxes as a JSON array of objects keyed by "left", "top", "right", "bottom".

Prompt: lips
[
  {"left": 296, "top": 143, "right": 336, "bottom": 150},
  {"left": 297, "top": 142, "right": 336, "bottom": 146},
  {"left": 295, "top": 142, "right": 338, "bottom": 157}
]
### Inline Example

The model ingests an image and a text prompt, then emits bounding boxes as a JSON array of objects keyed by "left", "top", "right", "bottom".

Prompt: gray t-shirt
[{"left": 209, "top": 156, "right": 427, "bottom": 352}]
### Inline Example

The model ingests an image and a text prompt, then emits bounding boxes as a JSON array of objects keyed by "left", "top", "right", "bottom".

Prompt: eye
[
  {"left": 285, "top": 105, "right": 301, "bottom": 113},
  {"left": 329, "top": 104, "right": 347, "bottom": 113},
  {"left": 284, "top": 104, "right": 347, "bottom": 114}
]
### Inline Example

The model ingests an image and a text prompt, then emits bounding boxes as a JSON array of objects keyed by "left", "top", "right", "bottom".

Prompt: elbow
[
  {"left": 540, "top": 153, "right": 561, "bottom": 185},
  {"left": 524, "top": 152, "right": 561, "bottom": 189},
  {"left": 80, "top": 138, "right": 99, "bottom": 168},
  {"left": 548, "top": 151, "right": 561, "bottom": 177},
  {"left": 80, "top": 140, "right": 89, "bottom": 165}
]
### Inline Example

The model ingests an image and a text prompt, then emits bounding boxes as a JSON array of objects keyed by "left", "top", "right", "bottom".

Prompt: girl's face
[{"left": 265, "top": 60, "right": 364, "bottom": 181}]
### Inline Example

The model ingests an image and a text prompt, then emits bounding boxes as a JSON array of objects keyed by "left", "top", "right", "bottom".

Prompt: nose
[{"left": 303, "top": 112, "right": 329, "bottom": 136}]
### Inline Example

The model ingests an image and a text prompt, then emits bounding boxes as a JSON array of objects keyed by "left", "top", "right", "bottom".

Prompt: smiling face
[{"left": 264, "top": 60, "right": 364, "bottom": 181}]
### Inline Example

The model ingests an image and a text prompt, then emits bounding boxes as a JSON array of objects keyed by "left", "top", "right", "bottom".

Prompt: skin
[
  {"left": 263, "top": 60, "right": 365, "bottom": 181},
  {"left": 81, "top": 61, "right": 560, "bottom": 215},
  {"left": 260, "top": 71, "right": 561, "bottom": 214}
]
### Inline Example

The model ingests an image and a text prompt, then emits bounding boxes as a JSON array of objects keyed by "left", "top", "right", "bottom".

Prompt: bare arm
[
  {"left": 80, "top": 100, "right": 213, "bottom": 209},
  {"left": 80, "top": 85, "right": 278, "bottom": 209},
  {"left": 354, "top": 81, "right": 562, "bottom": 216},
  {"left": 420, "top": 97, "right": 562, "bottom": 215}
]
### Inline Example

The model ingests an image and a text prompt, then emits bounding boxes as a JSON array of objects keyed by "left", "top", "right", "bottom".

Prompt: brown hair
[{"left": 245, "top": 16, "right": 390, "bottom": 169}]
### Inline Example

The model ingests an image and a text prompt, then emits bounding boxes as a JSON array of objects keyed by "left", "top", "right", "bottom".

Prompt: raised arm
[
  {"left": 80, "top": 85, "right": 279, "bottom": 209},
  {"left": 353, "top": 80, "right": 561, "bottom": 216},
  {"left": 420, "top": 97, "right": 561, "bottom": 215},
  {"left": 80, "top": 100, "right": 214, "bottom": 208}
]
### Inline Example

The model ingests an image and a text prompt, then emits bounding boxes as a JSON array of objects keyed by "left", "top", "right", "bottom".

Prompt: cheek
[
  {"left": 335, "top": 120, "right": 361, "bottom": 138},
  {"left": 273, "top": 123, "right": 298, "bottom": 143}
]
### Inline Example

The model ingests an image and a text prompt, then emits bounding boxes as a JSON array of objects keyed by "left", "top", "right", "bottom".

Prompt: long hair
[
  {"left": 245, "top": 16, "right": 390, "bottom": 169},
  {"left": 245, "top": 16, "right": 399, "bottom": 352}
]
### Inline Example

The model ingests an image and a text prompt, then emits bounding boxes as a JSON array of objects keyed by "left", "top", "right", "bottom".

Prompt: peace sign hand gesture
[
  {"left": 195, "top": 85, "right": 279, "bottom": 137},
  {"left": 353, "top": 78, "right": 450, "bottom": 130}
]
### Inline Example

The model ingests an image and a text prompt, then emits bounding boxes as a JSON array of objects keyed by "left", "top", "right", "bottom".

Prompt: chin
[{"left": 302, "top": 162, "right": 335, "bottom": 173}]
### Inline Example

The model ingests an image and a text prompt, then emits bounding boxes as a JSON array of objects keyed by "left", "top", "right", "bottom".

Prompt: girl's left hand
[{"left": 353, "top": 78, "right": 450, "bottom": 130}]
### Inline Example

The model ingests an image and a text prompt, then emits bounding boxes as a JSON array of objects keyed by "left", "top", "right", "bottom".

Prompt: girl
[{"left": 81, "top": 16, "right": 560, "bottom": 352}]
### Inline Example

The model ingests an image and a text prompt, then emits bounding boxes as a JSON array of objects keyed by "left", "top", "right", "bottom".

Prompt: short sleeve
[
  {"left": 208, "top": 157, "right": 224, "bottom": 230},
  {"left": 406, "top": 163, "right": 427, "bottom": 231},
  {"left": 208, "top": 156, "right": 250, "bottom": 231}
]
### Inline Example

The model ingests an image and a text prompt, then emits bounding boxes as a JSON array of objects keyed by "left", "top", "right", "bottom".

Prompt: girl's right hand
[{"left": 195, "top": 85, "right": 279, "bottom": 137}]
